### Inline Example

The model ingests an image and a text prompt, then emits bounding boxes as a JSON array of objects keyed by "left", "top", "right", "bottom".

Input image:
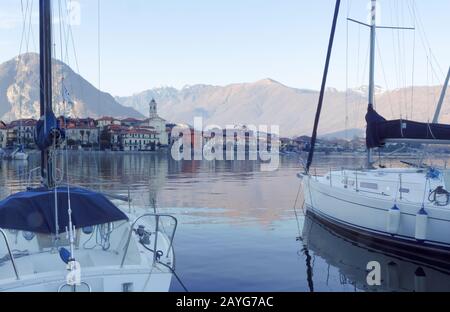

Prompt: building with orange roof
[
  {"left": 65, "top": 124, "right": 99, "bottom": 147},
  {"left": 122, "top": 127, "right": 160, "bottom": 151},
  {"left": 97, "top": 116, "right": 121, "bottom": 128},
  {"left": 120, "top": 118, "right": 143, "bottom": 128}
]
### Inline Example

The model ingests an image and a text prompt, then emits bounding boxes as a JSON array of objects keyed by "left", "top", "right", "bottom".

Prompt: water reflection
[
  {"left": 302, "top": 213, "right": 450, "bottom": 292},
  {"left": 1, "top": 152, "right": 450, "bottom": 291},
  {"left": 0, "top": 152, "right": 301, "bottom": 226}
]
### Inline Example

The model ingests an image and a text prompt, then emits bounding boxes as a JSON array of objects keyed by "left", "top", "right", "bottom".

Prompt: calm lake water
[{"left": 1, "top": 152, "right": 449, "bottom": 292}]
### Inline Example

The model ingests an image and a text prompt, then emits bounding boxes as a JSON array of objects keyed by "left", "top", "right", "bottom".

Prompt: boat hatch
[{"left": 360, "top": 182, "right": 379, "bottom": 190}]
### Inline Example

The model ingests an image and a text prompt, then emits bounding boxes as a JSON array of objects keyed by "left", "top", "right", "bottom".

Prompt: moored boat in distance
[{"left": 2, "top": 145, "right": 29, "bottom": 161}]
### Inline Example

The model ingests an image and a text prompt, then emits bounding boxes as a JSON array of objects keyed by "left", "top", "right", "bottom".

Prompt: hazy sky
[{"left": 0, "top": 0, "right": 449, "bottom": 96}]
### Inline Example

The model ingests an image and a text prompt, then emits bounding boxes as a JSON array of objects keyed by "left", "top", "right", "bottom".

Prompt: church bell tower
[{"left": 149, "top": 98, "right": 158, "bottom": 119}]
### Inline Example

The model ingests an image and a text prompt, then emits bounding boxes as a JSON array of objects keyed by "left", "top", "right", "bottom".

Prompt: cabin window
[
  {"left": 122, "top": 283, "right": 134, "bottom": 292},
  {"left": 360, "top": 182, "right": 378, "bottom": 190},
  {"left": 342, "top": 178, "right": 355, "bottom": 186},
  {"left": 399, "top": 188, "right": 410, "bottom": 194}
]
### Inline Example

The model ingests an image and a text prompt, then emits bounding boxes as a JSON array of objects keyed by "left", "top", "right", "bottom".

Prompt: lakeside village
[{"left": 0, "top": 99, "right": 438, "bottom": 157}]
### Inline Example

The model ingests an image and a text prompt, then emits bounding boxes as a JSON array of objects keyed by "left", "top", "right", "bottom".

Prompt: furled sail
[
  {"left": 34, "top": 111, "right": 65, "bottom": 151},
  {"left": 0, "top": 187, "right": 128, "bottom": 234},
  {"left": 366, "top": 106, "right": 450, "bottom": 148}
]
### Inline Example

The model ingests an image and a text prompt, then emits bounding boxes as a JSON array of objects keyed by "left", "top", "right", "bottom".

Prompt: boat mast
[
  {"left": 367, "top": 0, "right": 377, "bottom": 167},
  {"left": 433, "top": 67, "right": 450, "bottom": 123},
  {"left": 305, "top": 0, "right": 341, "bottom": 173},
  {"left": 39, "top": 0, "right": 54, "bottom": 187}
]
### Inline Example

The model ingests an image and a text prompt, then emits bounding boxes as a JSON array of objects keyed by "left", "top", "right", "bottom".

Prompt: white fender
[
  {"left": 414, "top": 267, "right": 427, "bottom": 292},
  {"left": 387, "top": 204, "right": 401, "bottom": 234},
  {"left": 415, "top": 206, "right": 428, "bottom": 241},
  {"left": 387, "top": 262, "right": 399, "bottom": 290}
]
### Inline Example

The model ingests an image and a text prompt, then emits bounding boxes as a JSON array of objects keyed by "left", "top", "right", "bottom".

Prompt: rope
[
  {"left": 293, "top": 181, "right": 305, "bottom": 239},
  {"left": 157, "top": 260, "right": 189, "bottom": 292},
  {"left": 421, "top": 178, "right": 430, "bottom": 206},
  {"left": 427, "top": 122, "right": 437, "bottom": 140}
]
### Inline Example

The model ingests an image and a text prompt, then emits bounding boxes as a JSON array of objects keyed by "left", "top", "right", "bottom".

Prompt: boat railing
[
  {"left": 120, "top": 214, "right": 178, "bottom": 270},
  {"left": 323, "top": 169, "right": 433, "bottom": 199},
  {"left": 58, "top": 282, "right": 92, "bottom": 293},
  {"left": 0, "top": 229, "right": 20, "bottom": 280},
  {"left": 27, "top": 166, "right": 64, "bottom": 188},
  {"left": 325, "top": 170, "right": 433, "bottom": 185}
]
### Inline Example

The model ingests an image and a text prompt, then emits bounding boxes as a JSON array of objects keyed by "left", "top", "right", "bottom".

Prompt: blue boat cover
[
  {"left": 35, "top": 111, "right": 65, "bottom": 151},
  {"left": 0, "top": 187, "right": 128, "bottom": 234},
  {"left": 366, "top": 107, "right": 450, "bottom": 148}
]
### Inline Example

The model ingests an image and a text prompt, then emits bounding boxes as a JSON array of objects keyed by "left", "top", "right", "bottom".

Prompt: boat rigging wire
[
  {"left": 345, "top": 0, "right": 352, "bottom": 140},
  {"left": 375, "top": 36, "right": 394, "bottom": 118},
  {"left": 409, "top": 0, "right": 416, "bottom": 120},
  {"left": 157, "top": 260, "right": 189, "bottom": 292}
]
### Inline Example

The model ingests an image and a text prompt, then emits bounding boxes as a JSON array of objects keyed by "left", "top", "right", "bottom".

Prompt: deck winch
[
  {"left": 136, "top": 225, "right": 151, "bottom": 246},
  {"left": 428, "top": 186, "right": 450, "bottom": 206}
]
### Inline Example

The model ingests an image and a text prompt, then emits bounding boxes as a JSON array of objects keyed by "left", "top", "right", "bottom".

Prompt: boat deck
[{"left": 312, "top": 168, "right": 450, "bottom": 206}]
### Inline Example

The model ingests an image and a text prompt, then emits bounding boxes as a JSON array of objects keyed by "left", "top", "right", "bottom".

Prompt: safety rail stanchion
[
  {"left": 0, "top": 229, "right": 20, "bottom": 280},
  {"left": 153, "top": 215, "right": 160, "bottom": 266},
  {"left": 121, "top": 214, "right": 178, "bottom": 269}
]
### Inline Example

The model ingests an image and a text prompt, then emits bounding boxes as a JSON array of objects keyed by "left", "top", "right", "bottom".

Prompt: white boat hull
[
  {"left": 0, "top": 268, "right": 172, "bottom": 292},
  {"left": 0, "top": 213, "right": 177, "bottom": 292},
  {"left": 302, "top": 170, "right": 450, "bottom": 253}
]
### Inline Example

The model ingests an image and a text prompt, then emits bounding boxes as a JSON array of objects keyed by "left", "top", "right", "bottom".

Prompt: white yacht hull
[
  {"left": 302, "top": 170, "right": 450, "bottom": 254},
  {"left": 0, "top": 268, "right": 172, "bottom": 292}
]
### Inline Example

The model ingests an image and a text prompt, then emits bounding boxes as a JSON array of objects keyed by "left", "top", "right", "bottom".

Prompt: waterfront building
[
  {"left": 65, "top": 125, "right": 99, "bottom": 147},
  {"left": 8, "top": 119, "right": 37, "bottom": 140},
  {"left": 100, "top": 124, "right": 127, "bottom": 150},
  {"left": 121, "top": 118, "right": 143, "bottom": 128},
  {"left": 97, "top": 116, "right": 120, "bottom": 128},
  {"left": 122, "top": 127, "right": 159, "bottom": 151}
]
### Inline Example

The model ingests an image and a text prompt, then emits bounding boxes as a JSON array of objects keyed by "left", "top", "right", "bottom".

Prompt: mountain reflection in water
[{"left": 1, "top": 152, "right": 449, "bottom": 291}]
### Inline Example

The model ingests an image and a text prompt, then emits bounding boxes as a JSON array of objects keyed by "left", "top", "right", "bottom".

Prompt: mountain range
[
  {"left": 0, "top": 53, "right": 143, "bottom": 122},
  {"left": 117, "top": 79, "right": 450, "bottom": 138},
  {"left": 1, "top": 53, "right": 449, "bottom": 138}
]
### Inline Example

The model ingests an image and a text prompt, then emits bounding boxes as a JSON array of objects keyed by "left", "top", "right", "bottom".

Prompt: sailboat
[
  {"left": 301, "top": 0, "right": 450, "bottom": 255},
  {"left": 10, "top": 144, "right": 29, "bottom": 161},
  {"left": 0, "top": 0, "right": 178, "bottom": 292}
]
